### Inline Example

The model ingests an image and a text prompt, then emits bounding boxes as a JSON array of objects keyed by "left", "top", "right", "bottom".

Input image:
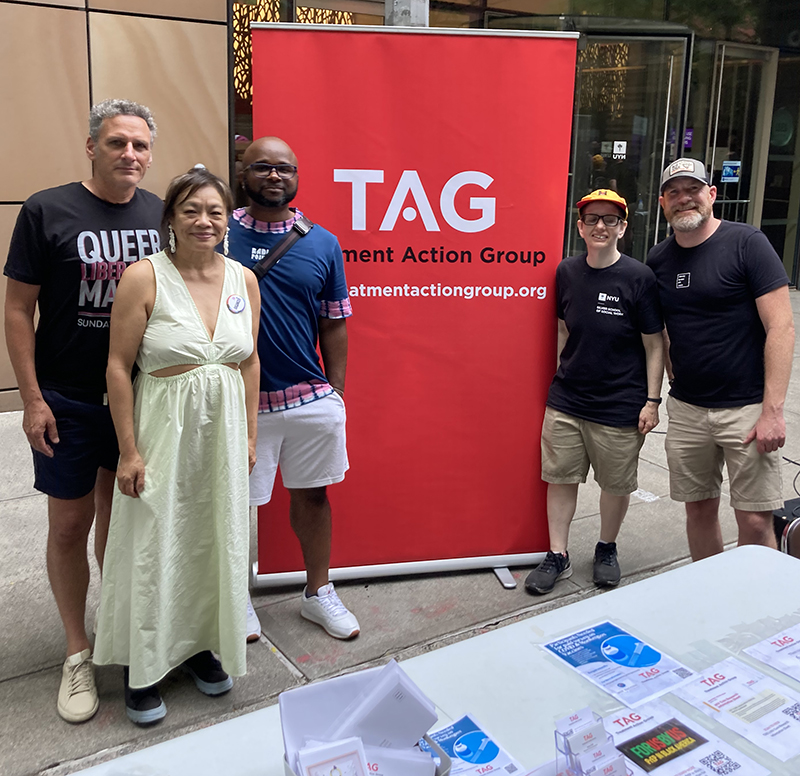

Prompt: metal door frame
[{"left": 706, "top": 41, "right": 779, "bottom": 226}]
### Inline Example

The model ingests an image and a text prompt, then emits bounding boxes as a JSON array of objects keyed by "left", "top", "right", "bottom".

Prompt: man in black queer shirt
[
  {"left": 647, "top": 158, "right": 794, "bottom": 561},
  {"left": 4, "top": 99, "right": 162, "bottom": 723}
]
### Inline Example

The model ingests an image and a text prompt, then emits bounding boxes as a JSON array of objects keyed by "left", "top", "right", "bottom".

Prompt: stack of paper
[
  {"left": 555, "top": 707, "right": 608, "bottom": 759},
  {"left": 554, "top": 707, "right": 624, "bottom": 776},
  {"left": 298, "top": 738, "right": 435, "bottom": 776},
  {"left": 297, "top": 737, "right": 369, "bottom": 776},
  {"left": 362, "top": 744, "right": 436, "bottom": 776},
  {"left": 574, "top": 741, "right": 626, "bottom": 776}
]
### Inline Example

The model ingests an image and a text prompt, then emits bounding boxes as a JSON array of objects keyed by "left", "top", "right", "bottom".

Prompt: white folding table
[{"left": 76, "top": 546, "right": 800, "bottom": 775}]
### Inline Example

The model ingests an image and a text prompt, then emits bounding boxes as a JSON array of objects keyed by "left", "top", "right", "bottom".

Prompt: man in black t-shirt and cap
[
  {"left": 525, "top": 189, "right": 664, "bottom": 596},
  {"left": 648, "top": 158, "right": 795, "bottom": 562},
  {"left": 4, "top": 99, "right": 162, "bottom": 723}
]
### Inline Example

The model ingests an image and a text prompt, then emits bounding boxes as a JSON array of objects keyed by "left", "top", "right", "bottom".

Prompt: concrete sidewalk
[{"left": 2, "top": 290, "right": 799, "bottom": 776}]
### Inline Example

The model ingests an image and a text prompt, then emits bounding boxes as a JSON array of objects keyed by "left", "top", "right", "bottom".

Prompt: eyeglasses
[
  {"left": 581, "top": 213, "right": 624, "bottom": 226},
  {"left": 244, "top": 163, "right": 298, "bottom": 179}
]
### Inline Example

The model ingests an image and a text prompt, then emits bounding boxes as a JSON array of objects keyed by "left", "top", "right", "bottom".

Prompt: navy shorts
[{"left": 32, "top": 388, "right": 119, "bottom": 500}]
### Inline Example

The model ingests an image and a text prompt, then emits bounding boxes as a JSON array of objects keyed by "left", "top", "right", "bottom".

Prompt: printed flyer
[
  {"left": 543, "top": 622, "right": 695, "bottom": 706},
  {"left": 420, "top": 714, "right": 525, "bottom": 775},
  {"left": 616, "top": 718, "right": 707, "bottom": 772},
  {"left": 603, "top": 700, "right": 769, "bottom": 776},
  {"left": 674, "top": 656, "right": 800, "bottom": 762},
  {"left": 744, "top": 621, "right": 800, "bottom": 683}
]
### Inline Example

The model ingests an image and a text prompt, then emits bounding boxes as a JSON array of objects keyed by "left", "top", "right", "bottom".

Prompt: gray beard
[{"left": 670, "top": 209, "right": 708, "bottom": 232}]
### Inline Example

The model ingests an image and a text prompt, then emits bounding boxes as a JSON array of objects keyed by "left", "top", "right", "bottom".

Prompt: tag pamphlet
[
  {"left": 674, "top": 656, "right": 800, "bottom": 762},
  {"left": 576, "top": 741, "right": 626, "bottom": 776},
  {"left": 420, "top": 713, "right": 525, "bottom": 775},
  {"left": 554, "top": 707, "right": 624, "bottom": 776},
  {"left": 543, "top": 621, "right": 696, "bottom": 706},
  {"left": 603, "top": 700, "right": 768, "bottom": 776},
  {"left": 744, "top": 621, "right": 800, "bottom": 684}
]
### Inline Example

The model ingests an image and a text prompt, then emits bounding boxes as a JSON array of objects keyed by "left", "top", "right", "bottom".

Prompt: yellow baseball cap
[{"left": 576, "top": 189, "right": 628, "bottom": 219}]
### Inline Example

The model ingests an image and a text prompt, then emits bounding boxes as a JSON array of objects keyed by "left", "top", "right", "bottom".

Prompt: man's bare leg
[
  {"left": 734, "top": 508, "right": 777, "bottom": 549},
  {"left": 93, "top": 468, "right": 115, "bottom": 574},
  {"left": 685, "top": 497, "right": 723, "bottom": 561},
  {"left": 546, "top": 483, "right": 579, "bottom": 554},
  {"left": 290, "top": 486, "right": 359, "bottom": 638},
  {"left": 288, "top": 486, "right": 330, "bottom": 594},
  {"left": 46, "top": 492, "right": 95, "bottom": 656}
]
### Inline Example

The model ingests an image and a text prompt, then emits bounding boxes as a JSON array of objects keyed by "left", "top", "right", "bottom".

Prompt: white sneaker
[
  {"left": 246, "top": 592, "right": 262, "bottom": 643},
  {"left": 57, "top": 649, "right": 99, "bottom": 723},
  {"left": 300, "top": 583, "right": 360, "bottom": 640}
]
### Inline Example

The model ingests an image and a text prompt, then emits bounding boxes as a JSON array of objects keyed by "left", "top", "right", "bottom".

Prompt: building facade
[{"left": 1, "top": 0, "right": 798, "bottom": 408}]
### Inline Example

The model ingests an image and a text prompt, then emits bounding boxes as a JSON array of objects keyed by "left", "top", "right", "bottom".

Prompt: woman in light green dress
[{"left": 94, "top": 168, "right": 260, "bottom": 725}]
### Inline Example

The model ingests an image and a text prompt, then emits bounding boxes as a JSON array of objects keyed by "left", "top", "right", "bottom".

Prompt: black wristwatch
[{"left": 646, "top": 397, "right": 662, "bottom": 404}]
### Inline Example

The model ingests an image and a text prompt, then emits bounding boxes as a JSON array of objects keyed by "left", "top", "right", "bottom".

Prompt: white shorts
[{"left": 249, "top": 393, "right": 348, "bottom": 506}]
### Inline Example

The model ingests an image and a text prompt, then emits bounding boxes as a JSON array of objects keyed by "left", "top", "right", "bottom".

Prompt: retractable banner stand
[{"left": 251, "top": 25, "right": 578, "bottom": 585}]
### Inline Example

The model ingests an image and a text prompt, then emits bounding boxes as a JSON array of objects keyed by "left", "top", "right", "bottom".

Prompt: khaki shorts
[
  {"left": 665, "top": 395, "right": 783, "bottom": 511},
  {"left": 541, "top": 407, "right": 644, "bottom": 496}
]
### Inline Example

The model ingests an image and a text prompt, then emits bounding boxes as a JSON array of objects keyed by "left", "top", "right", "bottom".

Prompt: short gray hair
[{"left": 89, "top": 99, "right": 157, "bottom": 144}]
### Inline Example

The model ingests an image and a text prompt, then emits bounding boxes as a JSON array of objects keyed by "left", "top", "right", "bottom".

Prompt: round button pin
[{"left": 226, "top": 294, "right": 246, "bottom": 313}]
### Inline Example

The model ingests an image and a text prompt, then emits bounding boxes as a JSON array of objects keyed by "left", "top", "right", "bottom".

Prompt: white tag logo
[{"left": 334, "top": 169, "right": 496, "bottom": 233}]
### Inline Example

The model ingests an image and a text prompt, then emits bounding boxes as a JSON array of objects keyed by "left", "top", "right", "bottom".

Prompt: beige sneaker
[{"left": 57, "top": 649, "right": 99, "bottom": 723}]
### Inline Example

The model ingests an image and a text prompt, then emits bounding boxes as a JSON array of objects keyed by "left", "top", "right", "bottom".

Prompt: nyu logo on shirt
[{"left": 596, "top": 291, "right": 623, "bottom": 318}]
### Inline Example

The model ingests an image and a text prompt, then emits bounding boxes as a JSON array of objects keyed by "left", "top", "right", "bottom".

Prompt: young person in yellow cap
[{"left": 526, "top": 190, "right": 665, "bottom": 595}]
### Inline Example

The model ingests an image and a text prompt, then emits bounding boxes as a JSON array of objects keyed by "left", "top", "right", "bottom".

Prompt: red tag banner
[{"left": 251, "top": 26, "right": 578, "bottom": 581}]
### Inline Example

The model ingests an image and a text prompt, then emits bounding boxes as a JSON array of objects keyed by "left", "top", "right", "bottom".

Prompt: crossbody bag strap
[{"left": 251, "top": 215, "right": 315, "bottom": 281}]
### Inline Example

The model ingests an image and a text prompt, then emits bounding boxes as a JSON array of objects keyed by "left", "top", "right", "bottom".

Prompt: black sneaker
[
  {"left": 525, "top": 551, "right": 572, "bottom": 595},
  {"left": 124, "top": 667, "right": 166, "bottom": 726},
  {"left": 182, "top": 651, "right": 233, "bottom": 696},
  {"left": 593, "top": 542, "right": 621, "bottom": 587}
]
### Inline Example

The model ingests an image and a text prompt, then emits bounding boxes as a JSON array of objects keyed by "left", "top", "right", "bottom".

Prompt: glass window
[
  {"left": 763, "top": 54, "right": 800, "bottom": 283},
  {"left": 566, "top": 37, "right": 687, "bottom": 260},
  {"left": 430, "top": 6, "right": 483, "bottom": 27}
]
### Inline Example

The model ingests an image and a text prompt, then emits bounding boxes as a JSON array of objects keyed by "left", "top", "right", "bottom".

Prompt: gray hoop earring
[
  {"left": 223, "top": 227, "right": 230, "bottom": 257},
  {"left": 168, "top": 224, "right": 176, "bottom": 254}
]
